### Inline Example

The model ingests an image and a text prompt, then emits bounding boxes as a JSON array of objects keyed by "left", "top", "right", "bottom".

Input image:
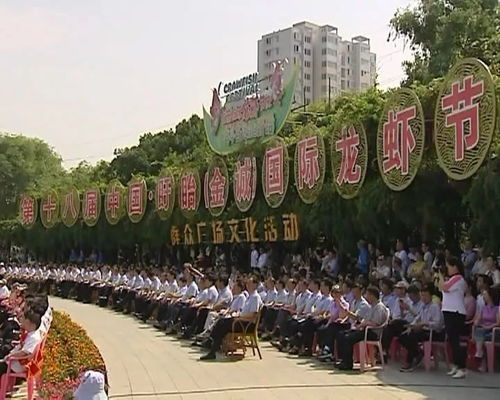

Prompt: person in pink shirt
[{"left": 316, "top": 286, "right": 350, "bottom": 360}]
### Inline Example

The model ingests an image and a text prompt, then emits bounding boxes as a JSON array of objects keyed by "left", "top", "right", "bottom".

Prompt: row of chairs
[{"left": 0, "top": 315, "right": 51, "bottom": 400}]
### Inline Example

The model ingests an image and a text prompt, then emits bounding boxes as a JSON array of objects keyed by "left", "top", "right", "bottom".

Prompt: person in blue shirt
[{"left": 357, "top": 240, "right": 369, "bottom": 276}]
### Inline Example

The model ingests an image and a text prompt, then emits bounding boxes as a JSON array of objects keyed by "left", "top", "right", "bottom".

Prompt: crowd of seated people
[
  {"left": 1, "top": 238, "right": 500, "bottom": 377},
  {"left": 0, "top": 275, "right": 51, "bottom": 382}
]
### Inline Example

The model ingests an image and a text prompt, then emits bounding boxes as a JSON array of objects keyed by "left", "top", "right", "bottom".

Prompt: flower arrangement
[{"left": 38, "top": 311, "right": 105, "bottom": 399}]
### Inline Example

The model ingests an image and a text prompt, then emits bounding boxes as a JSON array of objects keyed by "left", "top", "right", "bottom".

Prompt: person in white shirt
[
  {"left": 250, "top": 244, "right": 259, "bottom": 270},
  {"left": 0, "top": 310, "right": 42, "bottom": 376},
  {"left": 181, "top": 275, "right": 224, "bottom": 338},
  {"left": 257, "top": 248, "right": 268, "bottom": 270},
  {"left": 395, "top": 239, "right": 410, "bottom": 277},
  {"left": 200, "top": 276, "right": 263, "bottom": 360},
  {"left": 196, "top": 280, "right": 244, "bottom": 342},
  {"left": 0, "top": 279, "right": 10, "bottom": 301}
]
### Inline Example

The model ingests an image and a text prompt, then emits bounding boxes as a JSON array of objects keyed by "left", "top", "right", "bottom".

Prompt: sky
[{"left": 0, "top": 0, "right": 415, "bottom": 168}]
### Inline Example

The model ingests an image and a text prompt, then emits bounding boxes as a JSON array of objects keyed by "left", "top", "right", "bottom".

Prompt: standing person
[
  {"left": 395, "top": 240, "right": 410, "bottom": 277},
  {"left": 357, "top": 240, "right": 369, "bottom": 276},
  {"left": 250, "top": 244, "right": 259, "bottom": 271},
  {"left": 485, "top": 254, "right": 500, "bottom": 287},
  {"left": 461, "top": 240, "right": 476, "bottom": 279},
  {"left": 422, "top": 242, "right": 434, "bottom": 271},
  {"left": 437, "top": 256, "right": 467, "bottom": 379}
]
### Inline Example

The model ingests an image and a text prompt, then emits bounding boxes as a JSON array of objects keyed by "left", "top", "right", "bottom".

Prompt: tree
[
  {"left": 0, "top": 134, "right": 65, "bottom": 219},
  {"left": 389, "top": 0, "right": 499, "bottom": 83}
]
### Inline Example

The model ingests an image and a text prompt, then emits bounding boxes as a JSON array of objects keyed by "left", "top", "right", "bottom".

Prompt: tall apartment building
[{"left": 257, "top": 21, "right": 376, "bottom": 106}]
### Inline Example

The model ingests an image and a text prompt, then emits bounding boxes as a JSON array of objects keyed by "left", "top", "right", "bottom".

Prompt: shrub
[{"left": 38, "top": 311, "right": 105, "bottom": 399}]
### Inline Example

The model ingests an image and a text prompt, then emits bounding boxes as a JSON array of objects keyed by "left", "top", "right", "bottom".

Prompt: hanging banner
[
  {"left": 126, "top": 177, "right": 147, "bottom": 223},
  {"left": 294, "top": 127, "right": 325, "bottom": 204},
  {"left": 202, "top": 62, "right": 298, "bottom": 155},
  {"left": 332, "top": 122, "right": 368, "bottom": 199},
  {"left": 40, "top": 189, "right": 59, "bottom": 229},
  {"left": 434, "top": 58, "right": 496, "bottom": 180},
  {"left": 82, "top": 186, "right": 101, "bottom": 227},
  {"left": 262, "top": 137, "right": 289, "bottom": 208},
  {"left": 233, "top": 152, "right": 257, "bottom": 212},
  {"left": 170, "top": 212, "right": 299, "bottom": 246},
  {"left": 155, "top": 170, "right": 175, "bottom": 220},
  {"left": 19, "top": 194, "right": 37, "bottom": 228},
  {"left": 179, "top": 167, "right": 201, "bottom": 219},
  {"left": 60, "top": 186, "right": 80, "bottom": 227},
  {"left": 377, "top": 88, "right": 425, "bottom": 191},
  {"left": 105, "top": 180, "right": 126, "bottom": 225},
  {"left": 203, "top": 157, "right": 229, "bottom": 217}
]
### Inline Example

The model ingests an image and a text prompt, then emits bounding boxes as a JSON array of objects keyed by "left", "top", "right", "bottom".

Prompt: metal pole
[
  {"left": 303, "top": 86, "right": 306, "bottom": 112},
  {"left": 328, "top": 76, "right": 331, "bottom": 109}
]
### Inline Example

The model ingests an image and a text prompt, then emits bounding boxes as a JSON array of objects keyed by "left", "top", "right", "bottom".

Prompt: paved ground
[{"left": 50, "top": 297, "right": 500, "bottom": 400}]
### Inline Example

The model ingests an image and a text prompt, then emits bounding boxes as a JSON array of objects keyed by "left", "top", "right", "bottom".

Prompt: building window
[
  {"left": 265, "top": 50, "right": 271, "bottom": 56},
  {"left": 321, "top": 48, "right": 327, "bottom": 55},
  {"left": 321, "top": 60, "right": 327, "bottom": 67},
  {"left": 341, "top": 80, "right": 345, "bottom": 90},
  {"left": 347, "top": 44, "right": 350, "bottom": 51},
  {"left": 304, "top": 73, "right": 311, "bottom": 80},
  {"left": 305, "top": 36, "right": 311, "bottom": 43},
  {"left": 327, "top": 48, "right": 337, "bottom": 56},
  {"left": 347, "top": 81, "right": 350, "bottom": 88},
  {"left": 304, "top": 48, "right": 311, "bottom": 56},
  {"left": 322, "top": 36, "right": 327, "bottom": 43},
  {"left": 293, "top": 57, "right": 297, "bottom": 64},
  {"left": 347, "top": 69, "right": 350, "bottom": 76},
  {"left": 341, "top": 68, "right": 346, "bottom": 78},
  {"left": 304, "top": 60, "right": 311, "bottom": 68},
  {"left": 321, "top": 73, "right": 327, "bottom": 80},
  {"left": 341, "top": 55, "right": 345, "bottom": 65},
  {"left": 265, "top": 37, "right": 271, "bottom": 45},
  {"left": 305, "top": 86, "right": 311, "bottom": 93},
  {"left": 347, "top": 56, "right": 350, "bottom": 64},
  {"left": 328, "top": 61, "right": 337, "bottom": 68},
  {"left": 294, "top": 45, "right": 299, "bottom": 53},
  {"left": 293, "top": 31, "right": 299, "bottom": 40}
]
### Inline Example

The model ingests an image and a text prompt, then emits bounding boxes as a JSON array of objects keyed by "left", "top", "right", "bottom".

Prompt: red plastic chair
[
  {"left": 485, "top": 327, "right": 500, "bottom": 373},
  {"left": 0, "top": 337, "right": 46, "bottom": 400},
  {"left": 356, "top": 316, "right": 389, "bottom": 372},
  {"left": 422, "top": 330, "right": 450, "bottom": 371}
]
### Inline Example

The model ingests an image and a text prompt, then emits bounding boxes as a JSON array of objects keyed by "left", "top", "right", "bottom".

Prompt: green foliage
[
  {"left": 389, "top": 0, "right": 499, "bottom": 84},
  {"left": 0, "top": 134, "right": 65, "bottom": 219}
]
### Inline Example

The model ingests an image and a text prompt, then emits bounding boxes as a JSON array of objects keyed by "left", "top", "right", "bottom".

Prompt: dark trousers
[
  {"left": 317, "top": 321, "right": 351, "bottom": 350},
  {"left": 398, "top": 329, "right": 445, "bottom": 364},
  {"left": 337, "top": 329, "right": 377, "bottom": 368},
  {"left": 382, "top": 319, "right": 408, "bottom": 351},
  {"left": 210, "top": 318, "right": 254, "bottom": 352},
  {"left": 297, "top": 318, "right": 328, "bottom": 350},
  {"left": 282, "top": 318, "right": 300, "bottom": 339},
  {"left": 263, "top": 308, "right": 279, "bottom": 331},
  {"left": 192, "top": 308, "right": 210, "bottom": 334},
  {"left": 443, "top": 311, "right": 466, "bottom": 369}
]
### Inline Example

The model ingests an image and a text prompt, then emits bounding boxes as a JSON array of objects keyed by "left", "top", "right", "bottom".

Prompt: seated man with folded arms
[
  {"left": 155, "top": 275, "right": 187, "bottom": 328},
  {"left": 399, "top": 285, "right": 445, "bottom": 372},
  {"left": 0, "top": 310, "right": 42, "bottom": 378},
  {"left": 200, "top": 276, "right": 263, "bottom": 360},
  {"left": 335, "top": 286, "right": 389, "bottom": 370},
  {"left": 288, "top": 280, "right": 334, "bottom": 356}
]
